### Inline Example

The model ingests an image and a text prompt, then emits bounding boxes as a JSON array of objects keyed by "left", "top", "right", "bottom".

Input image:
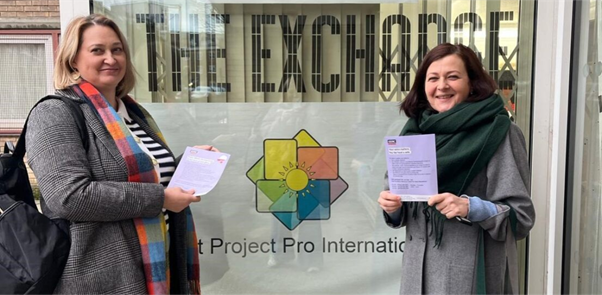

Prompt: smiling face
[
  {"left": 72, "top": 25, "right": 126, "bottom": 98},
  {"left": 424, "top": 54, "right": 471, "bottom": 113}
]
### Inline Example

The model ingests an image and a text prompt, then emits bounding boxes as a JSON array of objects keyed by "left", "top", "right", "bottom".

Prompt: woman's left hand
[
  {"left": 194, "top": 145, "right": 220, "bottom": 152},
  {"left": 427, "top": 193, "right": 469, "bottom": 219}
]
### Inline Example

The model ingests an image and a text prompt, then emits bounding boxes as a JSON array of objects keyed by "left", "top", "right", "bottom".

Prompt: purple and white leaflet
[
  {"left": 168, "top": 146, "right": 230, "bottom": 196},
  {"left": 384, "top": 134, "right": 438, "bottom": 202}
]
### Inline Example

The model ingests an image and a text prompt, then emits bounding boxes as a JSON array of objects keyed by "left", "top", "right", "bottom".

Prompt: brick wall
[
  {"left": 0, "top": 0, "right": 60, "bottom": 28},
  {"left": 0, "top": 0, "right": 59, "bottom": 18},
  {"left": 1, "top": 135, "right": 38, "bottom": 189}
]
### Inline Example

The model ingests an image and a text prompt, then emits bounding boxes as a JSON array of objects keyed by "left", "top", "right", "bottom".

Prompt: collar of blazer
[{"left": 55, "top": 89, "right": 176, "bottom": 180}]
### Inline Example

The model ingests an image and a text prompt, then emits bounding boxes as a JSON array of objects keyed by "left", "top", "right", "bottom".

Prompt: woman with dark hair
[{"left": 378, "top": 43, "right": 535, "bottom": 294}]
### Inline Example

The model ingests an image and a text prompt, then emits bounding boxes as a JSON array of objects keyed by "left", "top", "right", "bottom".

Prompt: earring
[{"left": 71, "top": 70, "right": 81, "bottom": 81}]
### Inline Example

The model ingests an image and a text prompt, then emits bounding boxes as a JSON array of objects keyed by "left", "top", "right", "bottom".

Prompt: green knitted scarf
[{"left": 401, "top": 94, "right": 511, "bottom": 247}]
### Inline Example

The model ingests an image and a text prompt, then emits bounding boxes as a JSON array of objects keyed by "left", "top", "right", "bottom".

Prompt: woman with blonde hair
[{"left": 26, "top": 14, "right": 214, "bottom": 294}]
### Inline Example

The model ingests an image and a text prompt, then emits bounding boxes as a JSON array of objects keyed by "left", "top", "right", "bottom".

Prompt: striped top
[
  {"left": 116, "top": 99, "right": 175, "bottom": 228},
  {"left": 123, "top": 118, "right": 176, "bottom": 186}
]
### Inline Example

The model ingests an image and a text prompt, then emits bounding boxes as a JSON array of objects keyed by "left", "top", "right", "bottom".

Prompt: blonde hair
[{"left": 54, "top": 14, "right": 135, "bottom": 98}]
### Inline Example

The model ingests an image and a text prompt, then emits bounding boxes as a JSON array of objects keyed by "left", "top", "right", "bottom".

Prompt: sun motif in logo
[{"left": 246, "top": 130, "right": 348, "bottom": 230}]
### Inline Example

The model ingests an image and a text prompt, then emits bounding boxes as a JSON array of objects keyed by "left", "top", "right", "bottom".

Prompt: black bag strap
[
  {"left": 13, "top": 95, "right": 89, "bottom": 160},
  {"left": 0, "top": 192, "right": 17, "bottom": 213},
  {"left": 3, "top": 141, "right": 15, "bottom": 154}
]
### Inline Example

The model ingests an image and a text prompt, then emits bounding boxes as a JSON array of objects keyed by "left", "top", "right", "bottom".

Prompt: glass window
[
  {"left": 566, "top": 0, "right": 602, "bottom": 293},
  {"left": 92, "top": 1, "right": 536, "bottom": 293},
  {"left": 0, "top": 35, "right": 54, "bottom": 130},
  {"left": 94, "top": 1, "right": 531, "bottom": 110}
]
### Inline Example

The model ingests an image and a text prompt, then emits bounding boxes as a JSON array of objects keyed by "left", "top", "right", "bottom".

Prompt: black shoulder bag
[{"left": 0, "top": 95, "right": 88, "bottom": 294}]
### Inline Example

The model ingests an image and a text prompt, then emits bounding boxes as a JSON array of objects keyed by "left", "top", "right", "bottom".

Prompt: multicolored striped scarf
[{"left": 72, "top": 81, "right": 200, "bottom": 294}]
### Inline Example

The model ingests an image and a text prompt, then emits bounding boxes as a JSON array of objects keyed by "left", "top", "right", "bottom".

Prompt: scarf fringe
[
  {"left": 410, "top": 202, "right": 446, "bottom": 248},
  {"left": 189, "top": 281, "right": 201, "bottom": 295}
]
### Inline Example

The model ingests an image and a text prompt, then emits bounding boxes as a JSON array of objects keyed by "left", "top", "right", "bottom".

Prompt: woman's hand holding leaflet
[
  {"left": 378, "top": 190, "right": 402, "bottom": 213},
  {"left": 163, "top": 187, "right": 199, "bottom": 212}
]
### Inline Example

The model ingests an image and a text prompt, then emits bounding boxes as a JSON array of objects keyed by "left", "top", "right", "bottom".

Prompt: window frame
[{"left": 0, "top": 30, "right": 60, "bottom": 134}]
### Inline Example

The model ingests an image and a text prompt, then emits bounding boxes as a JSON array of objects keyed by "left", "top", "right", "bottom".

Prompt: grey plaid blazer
[{"left": 26, "top": 89, "right": 195, "bottom": 294}]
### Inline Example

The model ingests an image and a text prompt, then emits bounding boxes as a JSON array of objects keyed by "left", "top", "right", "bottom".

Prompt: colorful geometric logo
[{"left": 246, "top": 130, "right": 348, "bottom": 230}]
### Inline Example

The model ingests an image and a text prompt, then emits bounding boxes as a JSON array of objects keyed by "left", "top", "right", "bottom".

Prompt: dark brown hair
[{"left": 400, "top": 43, "right": 497, "bottom": 118}]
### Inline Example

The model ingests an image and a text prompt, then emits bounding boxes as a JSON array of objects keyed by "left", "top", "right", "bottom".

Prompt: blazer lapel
[
  {"left": 57, "top": 89, "right": 129, "bottom": 178},
  {"left": 81, "top": 104, "right": 129, "bottom": 177}
]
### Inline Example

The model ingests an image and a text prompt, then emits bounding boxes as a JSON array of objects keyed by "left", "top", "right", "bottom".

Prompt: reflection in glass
[
  {"left": 569, "top": 0, "right": 602, "bottom": 293},
  {"left": 94, "top": 1, "right": 527, "bottom": 114}
]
